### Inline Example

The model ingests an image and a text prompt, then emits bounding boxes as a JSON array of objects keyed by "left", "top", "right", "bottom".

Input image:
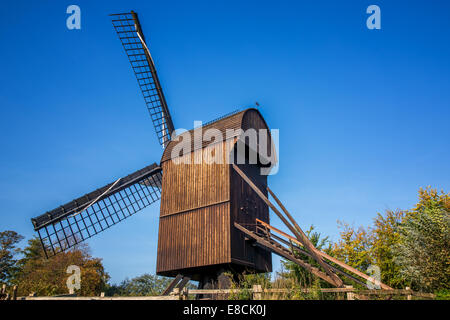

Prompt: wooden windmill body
[{"left": 157, "top": 109, "right": 273, "bottom": 281}]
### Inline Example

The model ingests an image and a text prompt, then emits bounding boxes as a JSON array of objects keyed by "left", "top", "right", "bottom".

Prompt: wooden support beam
[
  {"left": 234, "top": 222, "right": 337, "bottom": 286},
  {"left": 266, "top": 230, "right": 367, "bottom": 287},
  {"left": 232, "top": 164, "right": 343, "bottom": 287},
  {"left": 176, "top": 277, "right": 191, "bottom": 290},
  {"left": 161, "top": 274, "right": 183, "bottom": 296},
  {"left": 256, "top": 218, "right": 393, "bottom": 290},
  {"left": 266, "top": 187, "right": 344, "bottom": 287}
]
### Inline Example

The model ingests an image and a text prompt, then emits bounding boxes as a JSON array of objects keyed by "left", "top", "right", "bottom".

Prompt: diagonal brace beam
[
  {"left": 256, "top": 218, "right": 393, "bottom": 290},
  {"left": 232, "top": 164, "right": 344, "bottom": 287},
  {"left": 234, "top": 222, "right": 337, "bottom": 286}
]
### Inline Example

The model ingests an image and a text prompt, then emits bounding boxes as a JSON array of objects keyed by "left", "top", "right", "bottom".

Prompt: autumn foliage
[
  {"left": 331, "top": 187, "right": 449, "bottom": 293},
  {"left": 9, "top": 238, "right": 108, "bottom": 296},
  {"left": 1, "top": 186, "right": 448, "bottom": 298}
]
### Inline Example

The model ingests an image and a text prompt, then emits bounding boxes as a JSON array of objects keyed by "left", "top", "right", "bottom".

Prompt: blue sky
[{"left": 0, "top": 0, "right": 449, "bottom": 284}]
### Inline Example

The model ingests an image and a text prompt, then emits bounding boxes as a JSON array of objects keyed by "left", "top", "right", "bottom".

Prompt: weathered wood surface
[
  {"left": 230, "top": 162, "right": 272, "bottom": 273},
  {"left": 161, "top": 274, "right": 183, "bottom": 296},
  {"left": 157, "top": 202, "right": 231, "bottom": 274},
  {"left": 157, "top": 108, "right": 273, "bottom": 277},
  {"left": 160, "top": 108, "right": 271, "bottom": 163}
]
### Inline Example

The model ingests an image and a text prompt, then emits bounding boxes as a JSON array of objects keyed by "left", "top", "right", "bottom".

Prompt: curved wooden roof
[{"left": 160, "top": 108, "right": 271, "bottom": 163}]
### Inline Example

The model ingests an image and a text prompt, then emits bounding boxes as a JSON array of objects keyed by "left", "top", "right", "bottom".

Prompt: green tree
[
  {"left": 228, "top": 272, "right": 272, "bottom": 300},
  {"left": 394, "top": 187, "right": 450, "bottom": 292},
  {"left": 331, "top": 222, "right": 372, "bottom": 272},
  {"left": 0, "top": 230, "right": 24, "bottom": 284},
  {"left": 370, "top": 210, "right": 407, "bottom": 288},
  {"left": 107, "top": 273, "right": 178, "bottom": 296},
  {"left": 279, "top": 226, "right": 334, "bottom": 288},
  {"left": 331, "top": 186, "right": 450, "bottom": 294},
  {"left": 13, "top": 237, "right": 109, "bottom": 296}
]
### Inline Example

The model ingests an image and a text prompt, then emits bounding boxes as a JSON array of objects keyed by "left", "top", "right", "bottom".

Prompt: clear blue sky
[{"left": 0, "top": 0, "right": 449, "bottom": 284}]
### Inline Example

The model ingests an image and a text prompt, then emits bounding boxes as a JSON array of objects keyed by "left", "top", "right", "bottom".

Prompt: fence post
[
  {"left": 182, "top": 287, "right": 189, "bottom": 300},
  {"left": 252, "top": 285, "right": 262, "bottom": 300},
  {"left": 171, "top": 287, "right": 181, "bottom": 300},
  {"left": 12, "top": 285, "right": 17, "bottom": 300},
  {"left": 345, "top": 285, "right": 354, "bottom": 300},
  {"left": 405, "top": 287, "right": 412, "bottom": 300}
]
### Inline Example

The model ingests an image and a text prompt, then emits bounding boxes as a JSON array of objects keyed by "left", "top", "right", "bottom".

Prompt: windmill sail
[
  {"left": 111, "top": 11, "right": 175, "bottom": 147},
  {"left": 31, "top": 164, "right": 162, "bottom": 258}
]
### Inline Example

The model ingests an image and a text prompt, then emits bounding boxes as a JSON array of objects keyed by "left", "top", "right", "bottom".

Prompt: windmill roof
[{"left": 161, "top": 108, "right": 270, "bottom": 163}]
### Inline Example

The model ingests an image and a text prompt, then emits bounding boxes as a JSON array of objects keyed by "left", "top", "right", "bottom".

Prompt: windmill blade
[
  {"left": 31, "top": 164, "right": 162, "bottom": 258},
  {"left": 111, "top": 11, "right": 175, "bottom": 147}
]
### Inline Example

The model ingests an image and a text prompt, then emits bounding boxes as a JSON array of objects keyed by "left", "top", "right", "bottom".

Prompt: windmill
[{"left": 31, "top": 11, "right": 393, "bottom": 291}]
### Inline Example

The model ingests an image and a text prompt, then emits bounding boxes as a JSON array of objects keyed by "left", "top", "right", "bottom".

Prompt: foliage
[
  {"left": 329, "top": 187, "right": 450, "bottom": 294},
  {"left": 228, "top": 272, "right": 271, "bottom": 300},
  {"left": 370, "top": 210, "right": 407, "bottom": 288},
  {"left": 394, "top": 187, "right": 450, "bottom": 292},
  {"left": 434, "top": 289, "right": 450, "bottom": 300},
  {"left": 2, "top": 186, "right": 448, "bottom": 299},
  {"left": 331, "top": 222, "right": 372, "bottom": 273},
  {"left": 12, "top": 237, "right": 109, "bottom": 296},
  {"left": 279, "top": 226, "right": 334, "bottom": 289},
  {"left": 106, "top": 273, "right": 181, "bottom": 296},
  {"left": 273, "top": 226, "right": 339, "bottom": 299},
  {"left": 0, "top": 230, "right": 24, "bottom": 284}
]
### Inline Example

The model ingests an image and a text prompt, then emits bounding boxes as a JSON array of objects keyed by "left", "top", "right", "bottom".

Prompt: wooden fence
[
  {"left": 172, "top": 285, "right": 435, "bottom": 300},
  {"left": 1, "top": 284, "right": 435, "bottom": 300}
]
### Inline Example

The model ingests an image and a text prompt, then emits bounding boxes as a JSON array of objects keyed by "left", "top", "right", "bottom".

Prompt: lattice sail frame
[
  {"left": 32, "top": 164, "right": 163, "bottom": 258},
  {"left": 111, "top": 12, "right": 175, "bottom": 147}
]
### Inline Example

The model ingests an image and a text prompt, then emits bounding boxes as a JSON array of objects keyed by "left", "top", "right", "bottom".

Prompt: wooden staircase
[{"left": 232, "top": 164, "right": 393, "bottom": 290}]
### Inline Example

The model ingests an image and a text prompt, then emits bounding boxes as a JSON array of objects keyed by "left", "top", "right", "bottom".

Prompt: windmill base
[{"left": 157, "top": 262, "right": 269, "bottom": 282}]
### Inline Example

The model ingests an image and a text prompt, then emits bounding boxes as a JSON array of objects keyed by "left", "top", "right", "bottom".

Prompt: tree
[
  {"left": 394, "top": 187, "right": 450, "bottom": 292},
  {"left": 331, "top": 222, "right": 372, "bottom": 273},
  {"left": 279, "top": 226, "right": 334, "bottom": 288},
  {"left": 370, "top": 210, "right": 407, "bottom": 288},
  {"left": 331, "top": 186, "right": 450, "bottom": 293},
  {"left": 107, "top": 273, "right": 178, "bottom": 296},
  {"left": 12, "top": 237, "right": 109, "bottom": 296},
  {"left": 0, "top": 230, "right": 24, "bottom": 284}
]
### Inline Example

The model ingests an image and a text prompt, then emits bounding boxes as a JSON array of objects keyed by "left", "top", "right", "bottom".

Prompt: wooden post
[
  {"left": 182, "top": 287, "right": 189, "bottom": 300},
  {"left": 1, "top": 284, "right": 6, "bottom": 294},
  {"left": 345, "top": 285, "right": 354, "bottom": 300},
  {"left": 12, "top": 285, "right": 17, "bottom": 300},
  {"left": 253, "top": 285, "right": 262, "bottom": 300},
  {"left": 405, "top": 287, "right": 412, "bottom": 300},
  {"left": 171, "top": 287, "right": 181, "bottom": 300}
]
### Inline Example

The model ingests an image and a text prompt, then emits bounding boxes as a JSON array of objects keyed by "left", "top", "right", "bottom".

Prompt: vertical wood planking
[
  {"left": 156, "top": 203, "right": 230, "bottom": 272},
  {"left": 156, "top": 109, "right": 272, "bottom": 275}
]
